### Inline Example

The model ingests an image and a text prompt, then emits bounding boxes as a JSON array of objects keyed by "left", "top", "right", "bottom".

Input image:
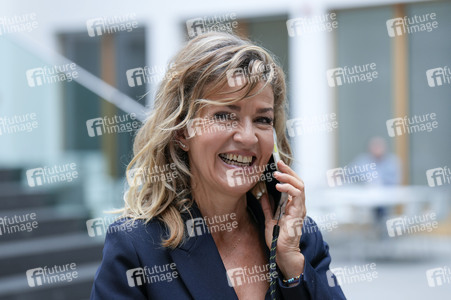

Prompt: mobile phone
[{"left": 263, "top": 129, "right": 289, "bottom": 220}]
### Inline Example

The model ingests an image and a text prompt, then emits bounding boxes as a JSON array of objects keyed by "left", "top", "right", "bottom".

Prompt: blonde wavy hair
[{"left": 122, "top": 32, "right": 292, "bottom": 248}]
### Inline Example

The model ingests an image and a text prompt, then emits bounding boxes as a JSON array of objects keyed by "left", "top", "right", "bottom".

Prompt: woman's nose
[{"left": 233, "top": 119, "right": 258, "bottom": 146}]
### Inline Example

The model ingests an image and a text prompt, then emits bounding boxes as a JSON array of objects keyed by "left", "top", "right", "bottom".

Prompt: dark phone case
[{"left": 263, "top": 155, "right": 282, "bottom": 216}]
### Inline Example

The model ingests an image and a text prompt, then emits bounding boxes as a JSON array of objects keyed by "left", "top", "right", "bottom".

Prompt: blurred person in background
[
  {"left": 352, "top": 137, "right": 401, "bottom": 187},
  {"left": 350, "top": 136, "right": 401, "bottom": 233},
  {"left": 90, "top": 32, "right": 346, "bottom": 300}
]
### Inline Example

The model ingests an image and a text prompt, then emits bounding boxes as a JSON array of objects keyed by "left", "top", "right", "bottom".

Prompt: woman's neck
[{"left": 191, "top": 185, "right": 252, "bottom": 242}]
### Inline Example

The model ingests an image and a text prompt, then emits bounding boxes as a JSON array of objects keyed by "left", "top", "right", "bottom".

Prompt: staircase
[{"left": 0, "top": 168, "right": 104, "bottom": 300}]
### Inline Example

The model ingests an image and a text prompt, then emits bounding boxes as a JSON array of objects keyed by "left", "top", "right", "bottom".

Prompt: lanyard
[{"left": 269, "top": 201, "right": 284, "bottom": 300}]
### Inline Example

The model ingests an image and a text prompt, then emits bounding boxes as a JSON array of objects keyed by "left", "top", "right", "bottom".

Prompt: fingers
[
  {"left": 276, "top": 160, "right": 302, "bottom": 182},
  {"left": 274, "top": 160, "right": 304, "bottom": 201},
  {"left": 259, "top": 160, "right": 306, "bottom": 222},
  {"left": 274, "top": 171, "right": 304, "bottom": 193},
  {"left": 275, "top": 182, "right": 303, "bottom": 198},
  {"left": 272, "top": 161, "right": 306, "bottom": 219}
]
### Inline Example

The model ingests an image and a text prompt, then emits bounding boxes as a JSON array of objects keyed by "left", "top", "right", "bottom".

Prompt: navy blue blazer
[{"left": 91, "top": 193, "right": 346, "bottom": 299}]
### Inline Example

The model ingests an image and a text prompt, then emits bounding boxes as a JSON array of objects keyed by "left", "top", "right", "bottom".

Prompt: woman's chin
[{"left": 217, "top": 155, "right": 258, "bottom": 193}]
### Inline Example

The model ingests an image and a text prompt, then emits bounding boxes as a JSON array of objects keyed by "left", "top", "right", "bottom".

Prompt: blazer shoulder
[{"left": 105, "top": 217, "right": 169, "bottom": 250}]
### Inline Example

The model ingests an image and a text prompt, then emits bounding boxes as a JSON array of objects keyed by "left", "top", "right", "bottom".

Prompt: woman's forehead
[{"left": 204, "top": 83, "right": 274, "bottom": 103}]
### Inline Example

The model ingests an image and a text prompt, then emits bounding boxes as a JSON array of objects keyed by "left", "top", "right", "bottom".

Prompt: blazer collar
[{"left": 168, "top": 192, "right": 269, "bottom": 300}]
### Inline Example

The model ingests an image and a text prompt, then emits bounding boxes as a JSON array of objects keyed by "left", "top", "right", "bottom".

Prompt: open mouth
[{"left": 219, "top": 153, "right": 256, "bottom": 167}]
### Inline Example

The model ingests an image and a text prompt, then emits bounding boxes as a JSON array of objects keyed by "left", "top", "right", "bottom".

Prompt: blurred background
[{"left": 0, "top": 0, "right": 450, "bottom": 299}]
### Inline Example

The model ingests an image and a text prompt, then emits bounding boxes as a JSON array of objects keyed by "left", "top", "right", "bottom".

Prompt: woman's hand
[{"left": 259, "top": 160, "right": 307, "bottom": 281}]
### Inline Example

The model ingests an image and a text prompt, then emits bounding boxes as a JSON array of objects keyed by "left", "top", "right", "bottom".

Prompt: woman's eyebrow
[
  {"left": 225, "top": 105, "right": 274, "bottom": 113},
  {"left": 257, "top": 107, "right": 274, "bottom": 114}
]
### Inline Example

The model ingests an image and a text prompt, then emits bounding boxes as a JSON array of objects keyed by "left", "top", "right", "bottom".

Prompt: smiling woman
[
  {"left": 90, "top": 32, "right": 346, "bottom": 300},
  {"left": 124, "top": 31, "right": 290, "bottom": 249}
]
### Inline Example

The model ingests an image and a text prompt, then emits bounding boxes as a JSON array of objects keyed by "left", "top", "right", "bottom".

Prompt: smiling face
[{"left": 182, "top": 84, "right": 275, "bottom": 197}]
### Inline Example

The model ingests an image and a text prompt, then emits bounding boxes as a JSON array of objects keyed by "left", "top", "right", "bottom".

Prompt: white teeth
[{"left": 220, "top": 153, "right": 253, "bottom": 164}]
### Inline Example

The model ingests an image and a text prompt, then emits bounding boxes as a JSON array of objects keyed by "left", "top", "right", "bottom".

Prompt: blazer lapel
[{"left": 169, "top": 203, "right": 239, "bottom": 300}]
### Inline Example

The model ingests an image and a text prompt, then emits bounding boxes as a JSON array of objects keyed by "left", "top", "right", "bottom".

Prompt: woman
[{"left": 91, "top": 32, "right": 346, "bottom": 300}]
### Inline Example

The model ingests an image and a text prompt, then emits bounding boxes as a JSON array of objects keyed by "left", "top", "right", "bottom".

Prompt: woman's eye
[{"left": 257, "top": 117, "right": 274, "bottom": 125}]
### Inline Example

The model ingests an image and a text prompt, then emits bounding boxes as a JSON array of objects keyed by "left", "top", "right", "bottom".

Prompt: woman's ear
[{"left": 175, "top": 128, "right": 189, "bottom": 151}]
